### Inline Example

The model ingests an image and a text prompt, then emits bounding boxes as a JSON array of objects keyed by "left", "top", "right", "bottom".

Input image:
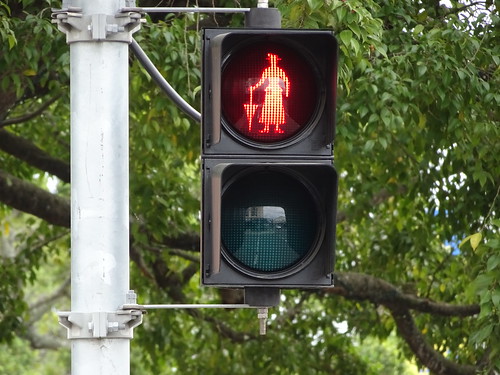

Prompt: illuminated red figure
[{"left": 245, "top": 53, "right": 290, "bottom": 134}]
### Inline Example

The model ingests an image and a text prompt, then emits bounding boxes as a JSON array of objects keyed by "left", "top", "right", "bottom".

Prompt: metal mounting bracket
[
  {"left": 58, "top": 310, "right": 143, "bottom": 339},
  {"left": 51, "top": 5, "right": 143, "bottom": 43}
]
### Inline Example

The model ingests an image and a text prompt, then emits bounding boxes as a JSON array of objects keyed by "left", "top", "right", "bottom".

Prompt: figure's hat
[{"left": 266, "top": 53, "right": 281, "bottom": 61}]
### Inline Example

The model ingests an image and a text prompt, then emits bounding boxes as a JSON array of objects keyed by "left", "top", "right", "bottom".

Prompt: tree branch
[
  {"left": 425, "top": 246, "right": 455, "bottom": 298},
  {"left": 329, "top": 272, "right": 479, "bottom": 317},
  {"left": 197, "top": 311, "right": 254, "bottom": 342},
  {"left": 145, "top": 253, "right": 255, "bottom": 342},
  {"left": 391, "top": 308, "right": 477, "bottom": 375},
  {"left": 0, "top": 174, "right": 478, "bottom": 320},
  {"left": 327, "top": 272, "right": 481, "bottom": 374},
  {"left": 22, "top": 326, "right": 68, "bottom": 350},
  {"left": 0, "top": 169, "right": 70, "bottom": 227},
  {"left": 0, "top": 95, "right": 61, "bottom": 128},
  {"left": 0, "top": 129, "right": 70, "bottom": 183},
  {"left": 18, "top": 278, "right": 71, "bottom": 351},
  {"left": 28, "top": 276, "right": 70, "bottom": 324},
  {"left": 442, "top": 1, "right": 487, "bottom": 18},
  {"left": 0, "top": 162, "right": 485, "bottom": 369},
  {"left": 161, "top": 232, "right": 200, "bottom": 253}
]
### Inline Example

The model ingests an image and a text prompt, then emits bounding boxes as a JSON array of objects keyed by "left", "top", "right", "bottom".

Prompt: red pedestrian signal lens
[{"left": 221, "top": 42, "right": 319, "bottom": 144}]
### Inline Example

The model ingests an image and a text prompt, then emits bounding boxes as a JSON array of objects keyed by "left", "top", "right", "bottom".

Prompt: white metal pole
[{"left": 70, "top": 0, "right": 130, "bottom": 373}]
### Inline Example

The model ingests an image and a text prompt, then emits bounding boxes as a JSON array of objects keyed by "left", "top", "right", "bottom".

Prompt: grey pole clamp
[
  {"left": 58, "top": 310, "right": 143, "bottom": 339},
  {"left": 51, "top": 6, "right": 144, "bottom": 43}
]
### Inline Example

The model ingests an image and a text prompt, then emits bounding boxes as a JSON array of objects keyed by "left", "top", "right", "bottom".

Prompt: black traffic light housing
[
  {"left": 202, "top": 29, "right": 337, "bottom": 157},
  {"left": 201, "top": 28, "right": 338, "bottom": 288}
]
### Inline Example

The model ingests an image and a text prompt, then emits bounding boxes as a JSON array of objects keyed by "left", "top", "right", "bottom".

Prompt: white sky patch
[
  {"left": 428, "top": 144, "right": 468, "bottom": 209},
  {"left": 440, "top": 0, "right": 493, "bottom": 25},
  {"left": 46, "top": 175, "right": 59, "bottom": 194},
  {"left": 333, "top": 320, "right": 348, "bottom": 334}
]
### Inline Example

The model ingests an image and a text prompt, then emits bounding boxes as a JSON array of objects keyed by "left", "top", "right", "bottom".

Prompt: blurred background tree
[{"left": 0, "top": 0, "right": 498, "bottom": 373}]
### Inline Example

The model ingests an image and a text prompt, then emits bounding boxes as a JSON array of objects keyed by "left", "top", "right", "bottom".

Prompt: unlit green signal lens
[{"left": 221, "top": 169, "right": 318, "bottom": 274}]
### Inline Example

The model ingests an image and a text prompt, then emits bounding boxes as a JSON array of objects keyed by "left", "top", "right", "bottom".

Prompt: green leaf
[
  {"left": 474, "top": 274, "right": 494, "bottom": 291},
  {"left": 470, "top": 324, "right": 493, "bottom": 344},
  {"left": 457, "top": 69, "right": 467, "bottom": 80},
  {"left": 8, "top": 34, "right": 16, "bottom": 49},
  {"left": 336, "top": 6, "right": 347, "bottom": 23},
  {"left": 492, "top": 292, "right": 500, "bottom": 308},
  {"left": 364, "top": 139, "right": 375, "bottom": 151},
  {"left": 349, "top": 23, "right": 361, "bottom": 39},
  {"left": 460, "top": 232, "right": 482, "bottom": 250},
  {"left": 306, "top": 0, "right": 322, "bottom": 11},
  {"left": 417, "top": 64, "right": 428, "bottom": 76},
  {"left": 470, "top": 232, "right": 483, "bottom": 250},
  {"left": 375, "top": 43, "right": 388, "bottom": 58},
  {"left": 379, "top": 137, "right": 388, "bottom": 149},
  {"left": 381, "top": 107, "right": 392, "bottom": 127},
  {"left": 350, "top": 37, "right": 360, "bottom": 56},
  {"left": 413, "top": 24, "right": 424, "bottom": 35},
  {"left": 339, "top": 30, "right": 353, "bottom": 47},
  {"left": 487, "top": 255, "right": 500, "bottom": 271}
]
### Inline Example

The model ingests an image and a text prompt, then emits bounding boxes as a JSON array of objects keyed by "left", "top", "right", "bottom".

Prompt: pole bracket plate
[
  {"left": 57, "top": 310, "right": 143, "bottom": 339},
  {"left": 51, "top": 6, "right": 143, "bottom": 43}
]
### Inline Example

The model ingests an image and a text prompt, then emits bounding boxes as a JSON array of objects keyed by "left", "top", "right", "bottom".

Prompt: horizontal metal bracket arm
[
  {"left": 51, "top": 7, "right": 143, "bottom": 43},
  {"left": 58, "top": 310, "right": 143, "bottom": 339}
]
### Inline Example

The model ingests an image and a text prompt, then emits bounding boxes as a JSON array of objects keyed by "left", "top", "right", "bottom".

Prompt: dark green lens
[{"left": 221, "top": 169, "right": 318, "bottom": 273}]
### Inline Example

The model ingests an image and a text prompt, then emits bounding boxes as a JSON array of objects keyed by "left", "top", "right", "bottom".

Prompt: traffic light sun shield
[{"left": 221, "top": 41, "right": 320, "bottom": 145}]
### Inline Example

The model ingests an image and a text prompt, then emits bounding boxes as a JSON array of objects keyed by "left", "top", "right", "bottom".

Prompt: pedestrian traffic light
[{"left": 201, "top": 28, "right": 338, "bottom": 288}]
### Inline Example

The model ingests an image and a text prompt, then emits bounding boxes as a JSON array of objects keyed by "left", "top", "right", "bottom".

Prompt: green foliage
[
  {"left": 0, "top": 1, "right": 16, "bottom": 49},
  {"left": 129, "top": 16, "right": 201, "bottom": 241},
  {"left": 0, "top": 211, "right": 69, "bottom": 373},
  {"left": 0, "top": 337, "right": 69, "bottom": 375},
  {"left": 358, "top": 333, "right": 419, "bottom": 374},
  {"left": 462, "top": 219, "right": 500, "bottom": 373},
  {"left": 0, "top": 5, "right": 66, "bottom": 98},
  {"left": 133, "top": 291, "right": 397, "bottom": 375}
]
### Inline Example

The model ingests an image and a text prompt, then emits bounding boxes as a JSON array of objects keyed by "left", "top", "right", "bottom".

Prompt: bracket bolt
[
  {"left": 257, "top": 308, "right": 268, "bottom": 335},
  {"left": 126, "top": 290, "right": 137, "bottom": 304},
  {"left": 107, "top": 321, "right": 120, "bottom": 332}
]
